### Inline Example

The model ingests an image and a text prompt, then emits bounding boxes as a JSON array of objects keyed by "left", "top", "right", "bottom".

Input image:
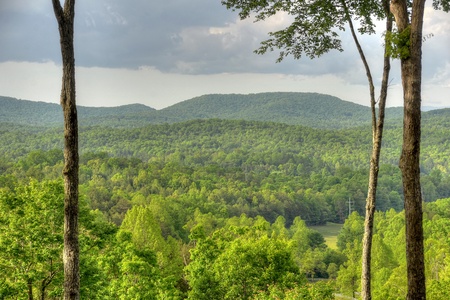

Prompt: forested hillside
[
  {"left": 1, "top": 93, "right": 404, "bottom": 128},
  {"left": 1, "top": 94, "right": 450, "bottom": 299},
  {"left": 2, "top": 114, "right": 450, "bottom": 223},
  {"left": 0, "top": 95, "right": 157, "bottom": 127},
  {"left": 158, "top": 93, "right": 404, "bottom": 128}
]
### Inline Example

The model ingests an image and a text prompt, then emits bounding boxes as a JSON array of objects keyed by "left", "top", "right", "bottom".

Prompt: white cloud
[
  {"left": 0, "top": 61, "right": 61, "bottom": 103},
  {"left": 428, "top": 61, "right": 450, "bottom": 86}
]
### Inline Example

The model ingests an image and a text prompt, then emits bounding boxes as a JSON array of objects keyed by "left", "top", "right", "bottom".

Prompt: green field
[{"left": 309, "top": 222, "right": 343, "bottom": 249}]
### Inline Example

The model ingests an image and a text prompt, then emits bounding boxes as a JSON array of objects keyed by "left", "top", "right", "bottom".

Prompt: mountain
[
  {"left": 0, "top": 96, "right": 63, "bottom": 126},
  {"left": 160, "top": 93, "right": 404, "bottom": 128},
  {"left": 0, "top": 96, "right": 157, "bottom": 126},
  {"left": 0, "top": 92, "right": 406, "bottom": 129}
]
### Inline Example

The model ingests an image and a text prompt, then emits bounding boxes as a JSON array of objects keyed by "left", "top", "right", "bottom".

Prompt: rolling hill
[
  {"left": 0, "top": 96, "right": 157, "bottom": 126},
  {"left": 0, "top": 92, "right": 406, "bottom": 129},
  {"left": 160, "top": 93, "right": 403, "bottom": 129}
]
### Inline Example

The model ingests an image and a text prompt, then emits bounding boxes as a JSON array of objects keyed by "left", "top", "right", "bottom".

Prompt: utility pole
[{"left": 348, "top": 197, "right": 354, "bottom": 216}]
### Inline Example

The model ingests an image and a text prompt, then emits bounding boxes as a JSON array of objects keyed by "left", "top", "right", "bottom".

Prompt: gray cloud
[
  {"left": 72, "top": 0, "right": 239, "bottom": 69},
  {"left": 0, "top": 0, "right": 448, "bottom": 86},
  {"left": 0, "top": 2, "right": 59, "bottom": 63}
]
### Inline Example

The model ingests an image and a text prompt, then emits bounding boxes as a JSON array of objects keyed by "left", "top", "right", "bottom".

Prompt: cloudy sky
[{"left": 0, "top": 0, "right": 449, "bottom": 109}]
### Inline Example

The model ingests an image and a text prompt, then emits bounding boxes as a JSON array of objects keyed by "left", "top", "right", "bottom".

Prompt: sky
[{"left": 0, "top": 0, "right": 449, "bottom": 109}]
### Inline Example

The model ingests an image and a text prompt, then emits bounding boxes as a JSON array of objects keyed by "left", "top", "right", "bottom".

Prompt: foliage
[
  {"left": 2, "top": 113, "right": 450, "bottom": 229},
  {"left": 221, "top": 0, "right": 385, "bottom": 62},
  {"left": 252, "top": 280, "right": 335, "bottom": 300},
  {"left": 432, "top": 0, "right": 450, "bottom": 11},
  {"left": 0, "top": 180, "right": 64, "bottom": 299},
  {"left": 120, "top": 206, "right": 185, "bottom": 289},
  {"left": 1, "top": 181, "right": 450, "bottom": 298},
  {"left": 335, "top": 200, "right": 450, "bottom": 299},
  {"left": 186, "top": 216, "right": 307, "bottom": 299},
  {"left": 0, "top": 180, "right": 116, "bottom": 299},
  {"left": 2, "top": 94, "right": 450, "bottom": 298},
  {"left": 99, "top": 230, "right": 161, "bottom": 300},
  {"left": 386, "top": 26, "right": 411, "bottom": 59}
]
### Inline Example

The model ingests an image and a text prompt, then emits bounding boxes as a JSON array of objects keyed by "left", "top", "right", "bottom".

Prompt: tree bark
[
  {"left": 360, "top": 8, "right": 392, "bottom": 300},
  {"left": 391, "top": 0, "right": 427, "bottom": 299},
  {"left": 340, "top": 1, "right": 392, "bottom": 298},
  {"left": 51, "top": 1, "right": 80, "bottom": 299},
  {"left": 360, "top": 44, "right": 390, "bottom": 300}
]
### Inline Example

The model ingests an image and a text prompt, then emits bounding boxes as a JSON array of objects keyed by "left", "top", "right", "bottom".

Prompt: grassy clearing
[{"left": 309, "top": 222, "right": 343, "bottom": 249}]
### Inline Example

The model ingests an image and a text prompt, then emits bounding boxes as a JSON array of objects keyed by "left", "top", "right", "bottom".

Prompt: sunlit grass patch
[{"left": 309, "top": 222, "right": 343, "bottom": 249}]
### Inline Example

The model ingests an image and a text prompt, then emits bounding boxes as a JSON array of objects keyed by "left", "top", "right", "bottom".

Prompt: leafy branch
[{"left": 385, "top": 25, "right": 411, "bottom": 59}]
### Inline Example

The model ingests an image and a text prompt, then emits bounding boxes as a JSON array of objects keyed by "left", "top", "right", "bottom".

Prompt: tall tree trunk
[
  {"left": 360, "top": 6, "right": 392, "bottom": 300},
  {"left": 341, "top": 1, "right": 392, "bottom": 298},
  {"left": 391, "top": 0, "right": 426, "bottom": 299},
  {"left": 51, "top": 1, "right": 80, "bottom": 299}
]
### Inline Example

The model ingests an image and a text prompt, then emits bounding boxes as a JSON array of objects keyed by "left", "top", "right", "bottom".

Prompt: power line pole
[{"left": 348, "top": 197, "right": 354, "bottom": 216}]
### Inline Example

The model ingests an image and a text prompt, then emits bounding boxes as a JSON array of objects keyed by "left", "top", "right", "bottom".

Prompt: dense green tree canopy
[{"left": 2, "top": 93, "right": 450, "bottom": 298}]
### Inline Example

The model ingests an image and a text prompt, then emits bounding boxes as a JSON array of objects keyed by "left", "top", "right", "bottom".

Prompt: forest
[{"left": 1, "top": 94, "right": 450, "bottom": 299}]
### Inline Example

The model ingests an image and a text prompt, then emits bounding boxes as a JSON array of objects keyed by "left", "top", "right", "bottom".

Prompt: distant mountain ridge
[
  {"left": 161, "top": 93, "right": 405, "bottom": 128},
  {"left": 0, "top": 96, "right": 156, "bottom": 126},
  {"left": 0, "top": 92, "right": 409, "bottom": 129}
]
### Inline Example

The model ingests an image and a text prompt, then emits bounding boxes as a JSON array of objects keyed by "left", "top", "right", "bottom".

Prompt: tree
[
  {"left": 185, "top": 226, "right": 224, "bottom": 300},
  {"left": 120, "top": 205, "right": 185, "bottom": 281},
  {"left": 0, "top": 180, "right": 114, "bottom": 300},
  {"left": 337, "top": 240, "right": 362, "bottom": 298},
  {"left": 220, "top": 1, "right": 392, "bottom": 297},
  {"left": 214, "top": 235, "right": 303, "bottom": 299},
  {"left": 358, "top": 2, "right": 392, "bottom": 298},
  {"left": 100, "top": 230, "right": 160, "bottom": 300},
  {"left": 186, "top": 218, "right": 306, "bottom": 300},
  {"left": 51, "top": 0, "right": 79, "bottom": 299},
  {"left": 389, "top": 0, "right": 449, "bottom": 298},
  {"left": 390, "top": 1, "right": 426, "bottom": 298},
  {"left": 0, "top": 181, "right": 64, "bottom": 299}
]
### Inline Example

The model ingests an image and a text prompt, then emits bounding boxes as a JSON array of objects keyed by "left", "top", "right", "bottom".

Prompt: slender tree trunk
[
  {"left": 391, "top": 0, "right": 427, "bottom": 299},
  {"left": 360, "top": 9, "right": 392, "bottom": 300},
  {"left": 51, "top": 1, "right": 80, "bottom": 299},
  {"left": 341, "top": 1, "right": 392, "bottom": 298}
]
